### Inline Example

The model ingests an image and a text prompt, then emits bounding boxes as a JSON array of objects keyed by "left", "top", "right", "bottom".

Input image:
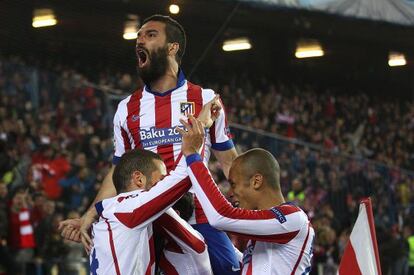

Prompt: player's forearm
[
  {"left": 186, "top": 155, "right": 234, "bottom": 229},
  {"left": 213, "top": 147, "right": 238, "bottom": 179},
  {"left": 84, "top": 165, "right": 116, "bottom": 218}
]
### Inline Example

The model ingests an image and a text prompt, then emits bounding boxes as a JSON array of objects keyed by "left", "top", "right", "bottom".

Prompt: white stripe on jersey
[
  {"left": 171, "top": 82, "right": 189, "bottom": 164},
  {"left": 187, "top": 160, "right": 315, "bottom": 275}
]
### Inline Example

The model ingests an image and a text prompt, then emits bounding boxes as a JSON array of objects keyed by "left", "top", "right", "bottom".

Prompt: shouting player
[{"left": 60, "top": 14, "right": 240, "bottom": 274}]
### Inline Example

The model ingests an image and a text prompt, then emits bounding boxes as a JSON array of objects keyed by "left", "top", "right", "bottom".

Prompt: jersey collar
[{"left": 144, "top": 69, "right": 186, "bottom": 97}]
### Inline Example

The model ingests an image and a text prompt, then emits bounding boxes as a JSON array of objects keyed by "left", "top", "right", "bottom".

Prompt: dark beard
[{"left": 137, "top": 46, "right": 169, "bottom": 87}]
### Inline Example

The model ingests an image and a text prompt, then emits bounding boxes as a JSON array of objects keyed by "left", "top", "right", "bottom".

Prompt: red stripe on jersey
[
  {"left": 228, "top": 230, "right": 299, "bottom": 244},
  {"left": 126, "top": 90, "right": 143, "bottom": 149},
  {"left": 277, "top": 204, "right": 303, "bottom": 216},
  {"left": 145, "top": 234, "right": 155, "bottom": 275},
  {"left": 104, "top": 217, "right": 121, "bottom": 275},
  {"left": 194, "top": 196, "right": 208, "bottom": 224},
  {"left": 155, "top": 94, "right": 175, "bottom": 171},
  {"left": 190, "top": 162, "right": 298, "bottom": 220},
  {"left": 186, "top": 82, "right": 210, "bottom": 224},
  {"left": 163, "top": 236, "right": 184, "bottom": 253},
  {"left": 156, "top": 212, "right": 206, "bottom": 254},
  {"left": 159, "top": 254, "right": 179, "bottom": 275},
  {"left": 153, "top": 220, "right": 183, "bottom": 253},
  {"left": 121, "top": 127, "right": 131, "bottom": 151},
  {"left": 209, "top": 121, "right": 216, "bottom": 144},
  {"left": 114, "top": 178, "right": 191, "bottom": 228},
  {"left": 291, "top": 224, "right": 310, "bottom": 275},
  {"left": 186, "top": 82, "right": 203, "bottom": 117}
]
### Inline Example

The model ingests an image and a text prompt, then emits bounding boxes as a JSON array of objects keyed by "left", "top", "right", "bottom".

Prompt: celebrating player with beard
[{"left": 60, "top": 14, "right": 240, "bottom": 275}]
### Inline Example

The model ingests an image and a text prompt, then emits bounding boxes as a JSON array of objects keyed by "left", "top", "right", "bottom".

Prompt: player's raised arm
[
  {"left": 207, "top": 94, "right": 238, "bottom": 178},
  {"left": 185, "top": 148, "right": 311, "bottom": 243}
]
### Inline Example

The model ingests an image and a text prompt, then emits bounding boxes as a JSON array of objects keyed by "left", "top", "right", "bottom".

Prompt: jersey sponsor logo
[
  {"left": 140, "top": 126, "right": 183, "bottom": 148},
  {"left": 270, "top": 207, "right": 287, "bottom": 223},
  {"left": 131, "top": 114, "right": 144, "bottom": 122},
  {"left": 242, "top": 242, "right": 255, "bottom": 265},
  {"left": 180, "top": 102, "right": 195, "bottom": 116}
]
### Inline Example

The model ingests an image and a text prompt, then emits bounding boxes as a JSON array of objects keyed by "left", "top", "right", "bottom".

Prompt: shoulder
[
  {"left": 115, "top": 89, "right": 143, "bottom": 115},
  {"left": 201, "top": 88, "right": 215, "bottom": 100},
  {"left": 187, "top": 82, "right": 216, "bottom": 101},
  {"left": 272, "top": 204, "right": 308, "bottom": 223}
]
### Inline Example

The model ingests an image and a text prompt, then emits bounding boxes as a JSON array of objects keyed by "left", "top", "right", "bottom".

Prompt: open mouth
[
  {"left": 136, "top": 48, "right": 149, "bottom": 68},
  {"left": 232, "top": 201, "right": 240, "bottom": 208}
]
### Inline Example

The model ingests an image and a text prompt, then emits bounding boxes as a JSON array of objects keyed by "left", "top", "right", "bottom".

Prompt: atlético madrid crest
[{"left": 180, "top": 102, "right": 195, "bottom": 115}]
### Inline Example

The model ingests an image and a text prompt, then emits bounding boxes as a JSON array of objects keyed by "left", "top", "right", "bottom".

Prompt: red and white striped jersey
[
  {"left": 112, "top": 70, "right": 233, "bottom": 170},
  {"left": 112, "top": 70, "right": 234, "bottom": 225},
  {"left": 155, "top": 210, "right": 213, "bottom": 275},
  {"left": 90, "top": 159, "right": 191, "bottom": 275},
  {"left": 186, "top": 156, "right": 315, "bottom": 275}
]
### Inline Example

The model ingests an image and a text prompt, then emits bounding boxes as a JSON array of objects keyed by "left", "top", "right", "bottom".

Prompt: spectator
[
  {"left": 287, "top": 178, "right": 305, "bottom": 206},
  {"left": 8, "top": 188, "right": 36, "bottom": 275}
]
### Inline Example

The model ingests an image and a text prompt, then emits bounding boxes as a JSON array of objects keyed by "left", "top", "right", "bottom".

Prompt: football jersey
[
  {"left": 112, "top": 70, "right": 233, "bottom": 225},
  {"left": 90, "top": 158, "right": 191, "bottom": 275},
  {"left": 155, "top": 210, "right": 213, "bottom": 275},
  {"left": 112, "top": 70, "right": 233, "bottom": 170},
  {"left": 186, "top": 155, "right": 315, "bottom": 275}
]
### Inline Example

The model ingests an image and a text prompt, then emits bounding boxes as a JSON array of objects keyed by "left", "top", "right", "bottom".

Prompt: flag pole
[
  {"left": 360, "top": 197, "right": 382, "bottom": 275},
  {"left": 337, "top": 196, "right": 382, "bottom": 275}
]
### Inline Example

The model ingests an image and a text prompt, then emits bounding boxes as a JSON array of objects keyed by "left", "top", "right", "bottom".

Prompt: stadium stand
[{"left": 0, "top": 56, "right": 413, "bottom": 274}]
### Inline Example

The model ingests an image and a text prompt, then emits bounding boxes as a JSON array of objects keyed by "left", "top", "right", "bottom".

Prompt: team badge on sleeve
[{"left": 180, "top": 102, "right": 195, "bottom": 115}]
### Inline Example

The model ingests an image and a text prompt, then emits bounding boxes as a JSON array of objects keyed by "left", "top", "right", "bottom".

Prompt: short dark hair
[
  {"left": 113, "top": 149, "right": 163, "bottom": 194},
  {"left": 172, "top": 192, "right": 194, "bottom": 222},
  {"left": 142, "top": 14, "right": 186, "bottom": 64},
  {"left": 236, "top": 148, "right": 280, "bottom": 190}
]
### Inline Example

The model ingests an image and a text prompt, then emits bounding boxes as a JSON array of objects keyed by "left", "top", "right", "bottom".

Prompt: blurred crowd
[
  {"left": 0, "top": 56, "right": 413, "bottom": 275},
  {"left": 210, "top": 78, "right": 414, "bottom": 171}
]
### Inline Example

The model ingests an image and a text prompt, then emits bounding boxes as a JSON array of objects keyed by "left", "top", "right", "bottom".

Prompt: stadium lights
[
  {"left": 388, "top": 52, "right": 406, "bottom": 67},
  {"left": 222, "top": 38, "right": 252, "bottom": 52},
  {"left": 32, "top": 9, "right": 57, "bottom": 28},
  {"left": 123, "top": 15, "right": 140, "bottom": 40},
  {"left": 295, "top": 40, "right": 324, "bottom": 58},
  {"left": 169, "top": 4, "right": 180, "bottom": 14}
]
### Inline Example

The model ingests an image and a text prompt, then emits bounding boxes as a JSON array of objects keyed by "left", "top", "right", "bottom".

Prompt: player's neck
[
  {"left": 257, "top": 191, "right": 285, "bottom": 210},
  {"left": 149, "top": 63, "right": 179, "bottom": 94}
]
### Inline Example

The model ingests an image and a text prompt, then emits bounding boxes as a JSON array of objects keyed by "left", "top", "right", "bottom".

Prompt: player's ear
[
  {"left": 251, "top": 173, "right": 264, "bottom": 190},
  {"left": 131, "top": 170, "right": 146, "bottom": 189},
  {"left": 168, "top": 42, "right": 179, "bottom": 57}
]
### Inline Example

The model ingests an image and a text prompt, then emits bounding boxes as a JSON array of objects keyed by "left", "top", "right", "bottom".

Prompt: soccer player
[
  {"left": 90, "top": 116, "right": 212, "bottom": 275},
  {"left": 178, "top": 138, "right": 315, "bottom": 274},
  {"left": 61, "top": 14, "right": 240, "bottom": 274}
]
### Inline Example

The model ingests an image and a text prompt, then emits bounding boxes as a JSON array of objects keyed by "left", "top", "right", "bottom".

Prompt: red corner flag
[{"left": 337, "top": 197, "right": 382, "bottom": 275}]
